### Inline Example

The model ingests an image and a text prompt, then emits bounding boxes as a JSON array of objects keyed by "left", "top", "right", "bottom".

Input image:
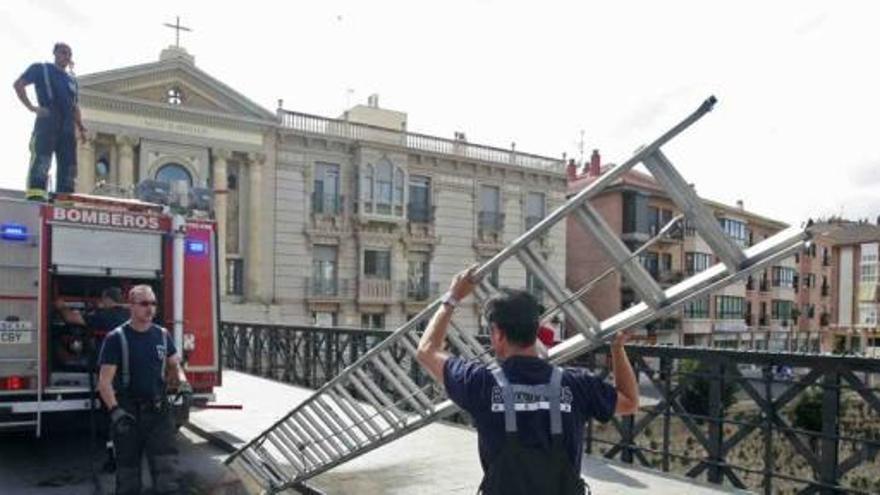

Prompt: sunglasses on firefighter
[{"left": 133, "top": 300, "right": 158, "bottom": 307}]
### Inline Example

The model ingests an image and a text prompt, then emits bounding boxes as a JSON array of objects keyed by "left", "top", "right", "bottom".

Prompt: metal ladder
[{"left": 226, "top": 96, "right": 810, "bottom": 493}]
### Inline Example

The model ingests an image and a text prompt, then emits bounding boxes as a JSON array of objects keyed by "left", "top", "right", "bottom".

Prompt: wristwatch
[{"left": 441, "top": 292, "right": 458, "bottom": 309}]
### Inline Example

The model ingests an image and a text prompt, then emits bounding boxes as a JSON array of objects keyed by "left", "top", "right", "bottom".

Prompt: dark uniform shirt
[
  {"left": 98, "top": 324, "right": 177, "bottom": 400},
  {"left": 444, "top": 355, "right": 617, "bottom": 473},
  {"left": 84, "top": 306, "right": 131, "bottom": 335},
  {"left": 19, "top": 62, "right": 78, "bottom": 127}
]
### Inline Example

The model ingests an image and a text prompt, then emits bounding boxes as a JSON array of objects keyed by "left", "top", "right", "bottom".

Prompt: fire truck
[{"left": 0, "top": 189, "right": 221, "bottom": 436}]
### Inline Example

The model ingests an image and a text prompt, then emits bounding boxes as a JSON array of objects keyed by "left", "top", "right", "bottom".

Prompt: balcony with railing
[
  {"left": 402, "top": 281, "right": 441, "bottom": 302},
  {"left": 407, "top": 203, "right": 433, "bottom": 224},
  {"left": 478, "top": 211, "right": 505, "bottom": 233},
  {"left": 649, "top": 223, "right": 684, "bottom": 243},
  {"left": 312, "top": 192, "right": 344, "bottom": 216},
  {"left": 305, "top": 277, "right": 352, "bottom": 301},
  {"left": 358, "top": 278, "right": 394, "bottom": 303},
  {"left": 657, "top": 270, "right": 684, "bottom": 286},
  {"left": 278, "top": 109, "right": 564, "bottom": 174}
]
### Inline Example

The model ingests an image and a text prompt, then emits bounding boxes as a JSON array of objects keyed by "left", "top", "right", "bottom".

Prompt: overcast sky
[{"left": 2, "top": 0, "right": 878, "bottom": 225}]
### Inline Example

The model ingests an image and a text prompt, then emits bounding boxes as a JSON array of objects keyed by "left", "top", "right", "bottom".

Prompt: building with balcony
[
  {"left": 565, "top": 151, "right": 846, "bottom": 350},
  {"left": 810, "top": 220, "right": 880, "bottom": 354},
  {"left": 70, "top": 46, "right": 568, "bottom": 330}
]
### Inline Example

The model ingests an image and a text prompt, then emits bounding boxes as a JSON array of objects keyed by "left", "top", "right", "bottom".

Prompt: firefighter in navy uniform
[
  {"left": 97, "top": 285, "right": 191, "bottom": 494},
  {"left": 13, "top": 42, "right": 87, "bottom": 200}
]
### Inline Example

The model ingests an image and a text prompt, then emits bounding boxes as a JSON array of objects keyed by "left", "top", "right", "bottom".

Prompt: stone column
[
  {"left": 76, "top": 131, "right": 96, "bottom": 194},
  {"left": 212, "top": 149, "right": 231, "bottom": 296},
  {"left": 117, "top": 135, "right": 138, "bottom": 192},
  {"left": 246, "top": 152, "right": 266, "bottom": 301}
]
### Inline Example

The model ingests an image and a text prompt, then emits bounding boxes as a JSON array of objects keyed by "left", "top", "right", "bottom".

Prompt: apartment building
[{"left": 811, "top": 220, "right": 880, "bottom": 355}]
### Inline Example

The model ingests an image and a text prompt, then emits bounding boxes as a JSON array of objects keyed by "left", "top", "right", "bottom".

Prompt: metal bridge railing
[{"left": 221, "top": 321, "right": 880, "bottom": 495}]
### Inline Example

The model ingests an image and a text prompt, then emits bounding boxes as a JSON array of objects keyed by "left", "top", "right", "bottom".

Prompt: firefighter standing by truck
[{"left": 97, "top": 285, "right": 191, "bottom": 494}]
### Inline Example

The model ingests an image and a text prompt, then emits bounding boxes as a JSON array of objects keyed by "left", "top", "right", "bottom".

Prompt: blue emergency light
[
  {"left": 1, "top": 223, "right": 28, "bottom": 242},
  {"left": 186, "top": 239, "right": 208, "bottom": 255}
]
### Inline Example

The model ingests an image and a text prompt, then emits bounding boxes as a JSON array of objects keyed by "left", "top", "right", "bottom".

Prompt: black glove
[
  {"left": 109, "top": 406, "right": 135, "bottom": 436},
  {"left": 177, "top": 381, "right": 193, "bottom": 395}
]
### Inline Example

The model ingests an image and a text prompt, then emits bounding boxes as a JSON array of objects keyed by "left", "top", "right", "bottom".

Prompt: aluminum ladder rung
[
  {"left": 449, "top": 321, "right": 493, "bottom": 364},
  {"left": 275, "top": 422, "right": 319, "bottom": 470},
  {"left": 265, "top": 432, "right": 307, "bottom": 474},
  {"left": 296, "top": 406, "right": 349, "bottom": 458},
  {"left": 253, "top": 444, "right": 293, "bottom": 485},
  {"left": 310, "top": 397, "right": 361, "bottom": 451},
  {"left": 316, "top": 395, "right": 369, "bottom": 448},
  {"left": 573, "top": 203, "right": 666, "bottom": 308},
  {"left": 515, "top": 245, "right": 599, "bottom": 340},
  {"left": 240, "top": 448, "right": 284, "bottom": 489},
  {"left": 445, "top": 322, "right": 479, "bottom": 360},
  {"left": 334, "top": 384, "right": 390, "bottom": 436},
  {"left": 326, "top": 388, "right": 381, "bottom": 442},
  {"left": 288, "top": 411, "right": 341, "bottom": 462},
  {"left": 349, "top": 371, "right": 407, "bottom": 428},
  {"left": 277, "top": 421, "right": 323, "bottom": 468},
  {"left": 378, "top": 352, "right": 434, "bottom": 411},
  {"left": 641, "top": 150, "right": 746, "bottom": 272},
  {"left": 370, "top": 355, "right": 432, "bottom": 417},
  {"left": 339, "top": 379, "right": 396, "bottom": 435},
  {"left": 232, "top": 453, "right": 272, "bottom": 491}
]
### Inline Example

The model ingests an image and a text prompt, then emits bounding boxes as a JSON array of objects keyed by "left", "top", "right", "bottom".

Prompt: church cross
[{"left": 163, "top": 16, "right": 192, "bottom": 48}]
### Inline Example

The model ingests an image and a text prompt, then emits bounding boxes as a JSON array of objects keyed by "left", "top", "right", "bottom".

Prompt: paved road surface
[{"left": 0, "top": 424, "right": 246, "bottom": 494}]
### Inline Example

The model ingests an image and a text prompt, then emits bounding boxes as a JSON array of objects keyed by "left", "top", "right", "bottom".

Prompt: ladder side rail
[
  {"left": 642, "top": 150, "right": 746, "bottom": 272},
  {"left": 573, "top": 204, "right": 666, "bottom": 308},
  {"left": 550, "top": 229, "right": 808, "bottom": 364},
  {"left": 472, "top": 96, "right": 718, "bottom": 283}
]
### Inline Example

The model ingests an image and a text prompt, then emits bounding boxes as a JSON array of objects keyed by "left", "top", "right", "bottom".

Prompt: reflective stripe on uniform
[
  {"left": 490, "top": 366, "right": 565, "bottom": 436},
  {"left": 41, "top": 63, "right": 53, "bottom": 103},
  {"left": 110, "top": 324, "right": 169, "bottom": 393}
]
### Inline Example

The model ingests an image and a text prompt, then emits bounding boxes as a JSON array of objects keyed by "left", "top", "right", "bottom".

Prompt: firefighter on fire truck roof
[
  {"left": 97, "top": 285, "right": 191, "bottom": 494},
  {"left": 13, "top": 42, "right": 88, "bottom": 201}
]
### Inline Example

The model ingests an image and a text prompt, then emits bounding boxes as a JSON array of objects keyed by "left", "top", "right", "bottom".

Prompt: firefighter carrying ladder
[{"left": 225, "top": 96, "right": 811, "bottom": 493}]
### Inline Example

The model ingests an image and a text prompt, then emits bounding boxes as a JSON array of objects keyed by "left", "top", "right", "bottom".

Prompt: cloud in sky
[{"left": 850, "top": 159, "right": 880, "bottom": 186}]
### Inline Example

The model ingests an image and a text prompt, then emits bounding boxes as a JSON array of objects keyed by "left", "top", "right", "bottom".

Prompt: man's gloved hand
[
  {"left": 109, "top": 406, "right": 135, "bottom": 436},
  {"left": 178, "top": 381, "right": 193, "bottom": 395}
]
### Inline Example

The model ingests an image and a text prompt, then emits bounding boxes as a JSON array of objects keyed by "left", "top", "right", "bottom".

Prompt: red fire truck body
[{"left": 0, "top": 193, "right": 221, "bottom": 436}]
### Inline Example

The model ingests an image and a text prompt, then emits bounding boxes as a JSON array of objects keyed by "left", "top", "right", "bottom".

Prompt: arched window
[{"left": 156, "top": 163, "right": 193, "bottom": 187}]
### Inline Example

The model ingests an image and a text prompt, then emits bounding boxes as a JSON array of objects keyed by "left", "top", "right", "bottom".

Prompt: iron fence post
[
  {"left": 661, "top": 355, "right": 672, "bottom": 473},
  {"left": 707, "top": 360, "right": 724, "bottom": 484},
  {"left": 762, "top": 364, "right": 773, "bottom": 495},
  {"left": 819, "top": 369, "right": 840, "bottom": 494},
  {"left": 622, "top": 414, "right": 635, "bottom": 464}
]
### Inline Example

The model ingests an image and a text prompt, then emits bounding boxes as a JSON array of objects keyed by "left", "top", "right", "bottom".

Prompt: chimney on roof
[
  {"left": 589, "top": 149, "right": 601, "bottom": 177},
  {"left": 367, "top": 94, "right": 379, "bottom": 108},
  {"left": 736, "top": 199, "right": 744, "bottom": 210},
  {"left": 566, "top": 159, "right": 578, "bottom": 181}
]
